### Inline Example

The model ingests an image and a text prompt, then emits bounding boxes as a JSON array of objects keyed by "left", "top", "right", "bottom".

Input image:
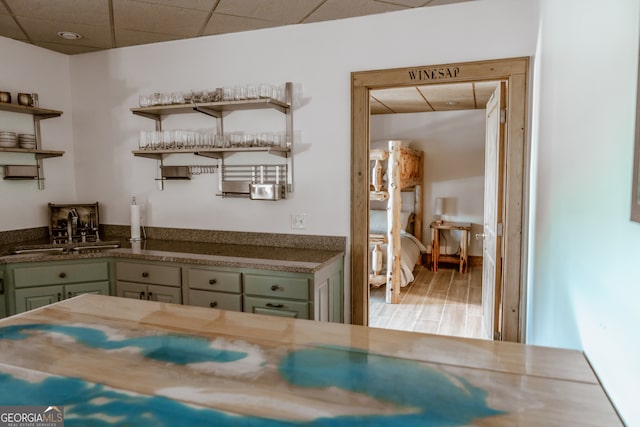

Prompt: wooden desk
[
  {"left": 430, "top": 221, "right": 472, "bottom": 273},
  {"left": 0, "top": 294, "right": 622, "bottom": 426}
]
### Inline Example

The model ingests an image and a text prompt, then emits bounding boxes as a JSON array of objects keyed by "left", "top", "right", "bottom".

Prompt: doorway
[{"left": 351, "top": 57, "right": 529, "bottom": 342}]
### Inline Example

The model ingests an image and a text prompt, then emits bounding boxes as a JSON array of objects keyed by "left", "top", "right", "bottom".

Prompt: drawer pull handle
[
  {"left": 57, "top": 292, "right": 62, "bottom": 301},
  {"left": 0, "top": 278, "right": 4, "bottom": 295},
  {"left": 270, "top": 285, "right": 279, "bottom": 291},
  {"left": 139, "top": 291, "right": 145, "bottom": 300},
  {"left": 142, "top": 272, "right": 149, "bottom": 278},
  {"left": 209, "top": 279, "right": 217, "bottom": 285},
  {"left": 67, "top": 291, "right": 72, "bottom": 299},
  {"left": 147, "top": 292, "right": 152, "bottom": 301},
  {"left": 209, "top": 301, "right": 218, "bottom": 308},
  {"left": 266, "top": 303, "right": 284, "bottom": 308},
  {"left": 59, "top": 272, "right": 66, "bottom": 278}
]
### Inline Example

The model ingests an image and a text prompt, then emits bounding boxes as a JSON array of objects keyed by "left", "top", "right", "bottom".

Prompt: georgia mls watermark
[{"left": 0, "top": 406, "right": 64, "bottom": 427}]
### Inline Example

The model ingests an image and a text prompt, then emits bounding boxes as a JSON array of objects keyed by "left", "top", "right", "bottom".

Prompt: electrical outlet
[{"left": 291, "top": 213, "right": 306, "bottom": 229}]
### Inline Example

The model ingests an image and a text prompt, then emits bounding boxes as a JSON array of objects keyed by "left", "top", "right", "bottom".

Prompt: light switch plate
[{"left": 291, "top": 213, "right": 306, "bottom": 229}]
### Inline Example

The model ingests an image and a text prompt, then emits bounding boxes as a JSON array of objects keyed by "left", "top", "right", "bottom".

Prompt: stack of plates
[
  {"left": 18, "top": 133, "right": 36, "bottom": 149},
  {"left": 0, "top": 131, "right": 17, "bottom": 148}
]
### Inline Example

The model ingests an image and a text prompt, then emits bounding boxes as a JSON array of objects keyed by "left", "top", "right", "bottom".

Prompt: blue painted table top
[{"left": 0, "top": 294, "right": 622, "bottom": 426}]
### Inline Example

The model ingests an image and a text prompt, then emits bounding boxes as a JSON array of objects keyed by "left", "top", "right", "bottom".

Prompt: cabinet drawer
[
  {"left": 116, "top": 262, "right": 180, "bottom": 287},
  {"left": 13, "top": 262, "right": 109, "bottom": 288},
  {"left": 243, "top": 296, "right": 309, "bottom": 319},
  {"left": 187, "top": 268, "right": 241, "bottom": 293},
  {"left": 243, "top": 274, "right": 309, "bottom": 301},
  {"left": 189, "top": 289, "right": 242, "bottom": 312}
]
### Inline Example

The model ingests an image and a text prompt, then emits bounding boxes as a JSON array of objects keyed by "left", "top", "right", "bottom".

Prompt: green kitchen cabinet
[
  {"left": 6, "top": 258, "right": 112, "bottom": 315},
  {"left": 183, "top": 265, "right": 242, "bottom": 311},
  {"left": 241, "top": 256, "right": 343, "bottom": 322},
  {"left": 0, "top": 267, "right": 6, "bottom": 319},
  {"left": 115, "top": 260, "right": 182, "bottom": 304}
]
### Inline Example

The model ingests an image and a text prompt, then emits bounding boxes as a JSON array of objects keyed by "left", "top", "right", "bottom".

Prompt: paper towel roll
[{"left": 130, "top": 202, "right": 141, "bottom": 241}]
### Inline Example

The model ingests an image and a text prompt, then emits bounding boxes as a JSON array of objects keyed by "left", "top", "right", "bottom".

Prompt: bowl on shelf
[
  {"left": 19, "top": 141, "right": 36, "bottom": 149},
  {"left": 0, "top": 131, "right": 17, "bottom": 148}
]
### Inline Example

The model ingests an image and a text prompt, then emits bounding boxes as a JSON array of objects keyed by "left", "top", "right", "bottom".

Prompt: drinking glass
[
  {"left": 233, "top": 85, "right": 246, "bottom": 101},
  {"left": 138, "top": 94, "right": 151, "bottom": 107},
  {"left": 138, "top": 131, "right": 150, "bottom": 149},
  {"left": 258, "top": 83, "right": 271, "bottom": 99},
  {"left": 246, "top": 84, "right": 258, "bottom": 99}
]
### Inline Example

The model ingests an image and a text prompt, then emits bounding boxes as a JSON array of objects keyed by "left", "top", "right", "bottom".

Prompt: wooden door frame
[{"left": 350, "top": 57, "right": 529, "bottom": 342}]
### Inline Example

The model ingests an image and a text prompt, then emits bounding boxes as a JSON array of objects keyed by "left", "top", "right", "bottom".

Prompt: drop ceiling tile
[
  {"left": 418, "top": 83, "right": 475, "bottom": 110},
  {"left": 17, "top": 17, "right": 112, "bottom": 48},
  {"left": 36, "top": 41, "right": 107, "bottom": 55},
  {"left": 115, "top": 28, "right": 186, "bottom": 48},
  {"left": 305, "top": 0, "right": 407, "bottom": 23},
  {"left": 215, "top": 0, "right": 324, "bottom": 24},
  {"left": 370, "top": 97, "right": 393, "bottom": 115},
  {"left": 113, "top": 0, "right": 209, "bottom": 36},
  {"left": 202, "top": 13, "right": 277, "bottom": 36},
  {"left": 130, "top": 0, "right": 216, "bottom": 12},
  {"left": 0, "top": 14, "right": 26, "bottom": 40},
  {"left": 5, "top": 0, "right": 109, "bottom": 25},
  {"left": 474, "top": 81, "right": 499, "bottom": 108},
  {"left": 371, "top": 87, "right": 434, "bottom": 113}
]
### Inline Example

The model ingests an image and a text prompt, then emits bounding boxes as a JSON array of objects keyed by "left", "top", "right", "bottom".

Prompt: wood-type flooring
[{"left": 369, "top": 265, "right": 488, "bottom": 340}]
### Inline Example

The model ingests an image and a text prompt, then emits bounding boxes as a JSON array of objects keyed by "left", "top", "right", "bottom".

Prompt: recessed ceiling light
[{"left": 56, "top": 31, "right": 82, "bottom": 40}]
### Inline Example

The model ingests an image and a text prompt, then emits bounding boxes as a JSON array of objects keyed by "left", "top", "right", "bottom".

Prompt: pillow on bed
[{"left": 369, "top": 210, "right": 412, "bottom": 234}]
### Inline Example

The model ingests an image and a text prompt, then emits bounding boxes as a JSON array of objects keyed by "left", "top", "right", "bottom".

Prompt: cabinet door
[
  {"left": 116, "top": 281, "right": 147, "bottom": 300},
  {"left": 15, "top": 285, "right": 64, "bottom": 313},
  {"left": 0, "top": 270, "right": 6, "bottom": 318},
  {"left": 147, "top": 284, "right": 182, "bottom": 305},
  {"left": 243, "top": 296, "right": 309, "bottom": 319},
  {"left": 65, "top": 281, "right": 110, "bottom": 299},
  {"left": 188, "top": 289, "right": 241, "bottom": 312}
]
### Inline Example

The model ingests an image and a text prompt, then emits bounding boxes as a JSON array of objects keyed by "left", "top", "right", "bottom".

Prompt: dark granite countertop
[{"left": 0, "top": 237, "right": 344, "bottom": 274}]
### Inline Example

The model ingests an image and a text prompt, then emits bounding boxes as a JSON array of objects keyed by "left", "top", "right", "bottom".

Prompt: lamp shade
[{"left": 434, "top": 198, "right": 444, "bottom": 216}]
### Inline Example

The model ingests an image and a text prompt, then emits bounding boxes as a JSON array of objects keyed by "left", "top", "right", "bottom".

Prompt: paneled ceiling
[
  {"left": 370, "top": 81, "right": 500, "bottom": 114},
  {"left": 0, "top": 0, "right": 476, "bottom": 55},
  {"left": 0, "top": 0, "right": 488, "bottom": 114}
]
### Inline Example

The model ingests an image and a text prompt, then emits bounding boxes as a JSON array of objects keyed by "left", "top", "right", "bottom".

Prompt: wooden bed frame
[{"left": 369, "top": 140, "right": 424, "bottom": 303}]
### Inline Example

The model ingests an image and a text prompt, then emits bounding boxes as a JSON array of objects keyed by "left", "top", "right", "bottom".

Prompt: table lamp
[{"left": 434, "top": 198, "right": 444, "bottom": 224}]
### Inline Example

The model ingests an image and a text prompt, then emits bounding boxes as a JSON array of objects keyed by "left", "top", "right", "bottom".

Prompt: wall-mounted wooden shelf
[
  {"left": 0, "top": 147, "right": 64, "bottom": 159},
  {"left": 0, "top": 102, "right": 64, "bottom": 189}
]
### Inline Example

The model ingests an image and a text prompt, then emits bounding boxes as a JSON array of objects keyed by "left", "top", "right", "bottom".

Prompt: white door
[{"left": 482, "top": 82, "right": 506, "bottom": 340}]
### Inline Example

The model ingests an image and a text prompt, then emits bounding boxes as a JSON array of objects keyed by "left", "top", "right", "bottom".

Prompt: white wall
[
  {"left": 371, "top": 110, "right": 486, "bottom": 256},
  {"left": 0, "top": 0, "right": 537, "bottom": 320},
  {"left": 528, "top": 0, "right": 640, "bottom": 424},
  {"left": 65, "top": 0, "right": 537, "bottom": 320},
  {"left": 67, "top": 0, "right": 536, "bottom": 235},
  {"left": 0, "top": 38, "right": 75, "bottom": 231}
]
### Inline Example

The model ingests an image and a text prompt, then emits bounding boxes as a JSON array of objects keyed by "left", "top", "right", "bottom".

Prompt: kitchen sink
[
  {"left": 11, "top": 241, "right": 121, "bottom": 256},
  {"left": 11, "top": 246, "right": 66, "bottom": 255}
]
